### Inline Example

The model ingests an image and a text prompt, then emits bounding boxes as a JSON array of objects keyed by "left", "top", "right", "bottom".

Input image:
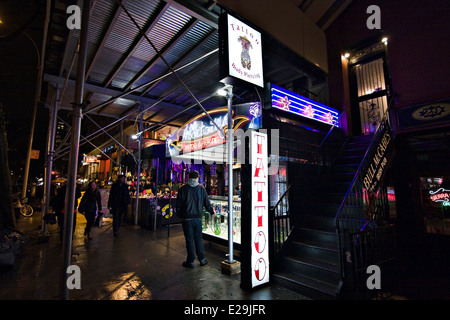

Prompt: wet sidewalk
[{"left": 0, "top": 213, "right": 307, "bottom": 301}]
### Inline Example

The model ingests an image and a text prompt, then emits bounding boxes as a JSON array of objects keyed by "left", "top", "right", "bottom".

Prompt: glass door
[{"left": 353, "top": 57, "right": 389, "bottom": 134}]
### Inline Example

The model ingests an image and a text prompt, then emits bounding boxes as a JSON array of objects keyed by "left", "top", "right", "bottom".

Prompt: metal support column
[
  {"left": 59, "top": 0, "right": 91, "bottom": 300},
  {"left": 118, "top": 122, "right": 124, "bottom": 174},
  {"left": 22, "top": 0, "right": 51, "bottom": 201},
  {"left": 134, "top": 109, "right": 143, "bottom": 225},
  {"left": 154, "top": 158, "right": 159, "bottom": 231},
  {"left": 41, "top": 85, "right": 60, "bottom": 237},
  {"left": 226, "top": 86, "right": 235, "bottom": 264}
]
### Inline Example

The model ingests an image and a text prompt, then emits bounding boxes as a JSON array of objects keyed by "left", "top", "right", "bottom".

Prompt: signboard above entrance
[
  {"left": 219, "top": 13, "right": 264, "bottom": 88},
  {"left": 166, "top": 103, "right": 262, "bottom": 160},
  {"left": 270, "top": 84, "right": 340, "bottom": 127}
]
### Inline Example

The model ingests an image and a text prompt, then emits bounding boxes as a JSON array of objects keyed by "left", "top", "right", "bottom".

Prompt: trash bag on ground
[{"left": 0, "top": 228, "right": 27, "bottom": 270}]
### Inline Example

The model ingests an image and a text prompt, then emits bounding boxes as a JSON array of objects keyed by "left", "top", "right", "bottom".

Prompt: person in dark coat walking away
[
  {"left": 176, "top": 171, "right": 215, "bottom": 268},
  {"left": 108, "top": 175, "right": 130, "bottom": 237},
  {"left": 79, "top": 181, "right": 102, "bottom": 240},
  {"left": 53, "top": 182, "right": 82, "bottom": 242}
]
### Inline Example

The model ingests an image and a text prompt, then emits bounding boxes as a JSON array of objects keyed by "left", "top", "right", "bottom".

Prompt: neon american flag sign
[{"left": 271, "top": 84, "right": 340, "bottom": 127}]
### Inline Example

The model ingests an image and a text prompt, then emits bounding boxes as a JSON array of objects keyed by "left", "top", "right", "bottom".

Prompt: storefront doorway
[{"left": 348, "top": 39, "right": 391, "bottom": 136}]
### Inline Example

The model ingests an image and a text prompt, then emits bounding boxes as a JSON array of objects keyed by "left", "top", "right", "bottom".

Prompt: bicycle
[{"left": 14, "top": 197, "right": 34, "bottom": 217}]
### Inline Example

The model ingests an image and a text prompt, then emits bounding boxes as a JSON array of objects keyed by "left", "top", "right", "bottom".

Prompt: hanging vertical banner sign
[{"left": 251, "top": 131, "right": 269, "bottom": 287}]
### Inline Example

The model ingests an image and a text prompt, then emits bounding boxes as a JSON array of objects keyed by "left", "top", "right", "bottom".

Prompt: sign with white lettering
[
  {"left": 83, "top": 155, "right": 98, "bottom": 164},
  {"left": 251, "top": 131, "right": 269, "bottom": 287},
  {"left": 166, "top": 103, "right": 262, "bottom": 159},
  {"left": 362, "top": 125, "right": 393, "bottom": 192},
  {"left": 219, "top": 13, "right": 264, "bottom": 88},
  {"left": 127, "top": 137, "right": 165, "bottom": 150}
]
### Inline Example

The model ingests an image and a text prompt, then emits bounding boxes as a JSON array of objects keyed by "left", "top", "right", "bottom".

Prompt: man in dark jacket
[
  {"left": 108, "top": 175, "right": 130, "bottom": 237},
  {"left": 176, "top": 171, "right": 215, "bottom": 268}
]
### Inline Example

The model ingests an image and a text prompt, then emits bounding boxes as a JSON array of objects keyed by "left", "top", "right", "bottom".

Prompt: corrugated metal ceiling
[{"left": 43, "top": 0, "right": 336, "bottom": 152}]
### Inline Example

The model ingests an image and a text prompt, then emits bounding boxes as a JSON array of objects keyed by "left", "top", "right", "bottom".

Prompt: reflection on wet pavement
[{"left": 1, "top": 213, "right": 307, "bottom": 300}]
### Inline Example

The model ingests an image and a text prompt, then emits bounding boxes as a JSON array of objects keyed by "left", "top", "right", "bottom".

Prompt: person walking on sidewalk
[
  {"left": 108, "top": 174, "right": 130, "bottom": 237},
  {"left": 53, "top": 181, "right": 82, "bottom": 242},
  {"left": 78, "top": 181, "right": 102, "bottom": 240},
  {"left": 176, "top": 170, "right": 216, "bottom": 268}
]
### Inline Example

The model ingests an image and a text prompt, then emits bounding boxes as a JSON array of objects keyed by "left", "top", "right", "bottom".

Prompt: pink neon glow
[{"left": 304, "top": 105, "right": 314, "bottom": 118}]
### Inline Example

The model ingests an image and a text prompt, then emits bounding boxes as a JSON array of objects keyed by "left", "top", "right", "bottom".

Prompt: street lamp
[
  {"left": 217, "top": 85, "right": 236, "bottom": 265},
  {"left": 132, "top": 127, "right": 142, "bottom": 226}
]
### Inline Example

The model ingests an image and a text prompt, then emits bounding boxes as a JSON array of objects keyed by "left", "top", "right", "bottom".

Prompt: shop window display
[
  {"left": 420, "top": 177, "right": 450, "bottom": 235},
  {"left": 202, "top": 196, "right": 241, "bottom": 244}
]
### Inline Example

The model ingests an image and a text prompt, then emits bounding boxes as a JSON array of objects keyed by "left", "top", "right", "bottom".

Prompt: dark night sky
[{"left": 0, "top": 0, "right": 48, "bottom": 184}]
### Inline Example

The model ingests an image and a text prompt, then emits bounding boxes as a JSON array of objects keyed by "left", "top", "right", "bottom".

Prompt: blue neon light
[{"left": 271, "top": 84, "right": 340, "bottom": 127}]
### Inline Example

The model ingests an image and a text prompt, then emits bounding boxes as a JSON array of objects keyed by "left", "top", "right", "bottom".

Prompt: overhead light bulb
[{"left": 217, "top": 88, "right": 228, "bottom": 97}]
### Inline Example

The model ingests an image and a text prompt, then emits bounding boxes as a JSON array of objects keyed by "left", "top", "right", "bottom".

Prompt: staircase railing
[
  {"left": 347, "top": 224, "right": 398, "bottom": 299},
  {"left": 314, "top": 112, "right": 346, "bottom": 166},
  {"left": 270, "top": 184, "right": 293, "bottom": 256},
  {"left": 334, "top": 96, "right": 395, "bottom": 281}
]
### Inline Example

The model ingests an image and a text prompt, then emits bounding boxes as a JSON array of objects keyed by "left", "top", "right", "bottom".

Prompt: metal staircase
[{"left": 272, "top": 135, "right": 373, "bottom": 299}]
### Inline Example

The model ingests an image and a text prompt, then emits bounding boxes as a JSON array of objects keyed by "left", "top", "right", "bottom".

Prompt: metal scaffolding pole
[
  {"left": 59, "top": 0, "right": 91, "bottom": 300},
  {"left": 41, "top": 85, "right": 60, "bottom": 238},
  {"left": 56, "top": 115, "right": 118, "bottom": 165},
  {"left": 21, "top": 0, "right": 51, "bottom": 201},
  {"left": 118, "top": 121, "right": 124, "bottom": 174},
  {"left": 226, "top": 86, "right": 235, "bottom": 264},
  {"left": 134, "top": 109, "right": 143, "bottom": 225}
]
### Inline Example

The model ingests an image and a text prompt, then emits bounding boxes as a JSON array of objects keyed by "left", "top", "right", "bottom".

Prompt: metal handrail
[
  {"left": 270, "top": 184, "right": 293, "bottom": 256},
  {"left": 334, "top": 95, "right": 394, "bottom": 277},
  {"left": 317, "top": 111, "right": 345, "bottom": 151},
  {"left": 271, "top": 184, "right": 292, "bottom": 211},
  {"left": 334, "top": 96, "right": 394, "bottom": 226}
]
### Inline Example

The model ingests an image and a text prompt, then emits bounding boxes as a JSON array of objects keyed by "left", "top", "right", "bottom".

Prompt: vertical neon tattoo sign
[{"left": 251, "top": 131, "right": 269, "bottom": 287}]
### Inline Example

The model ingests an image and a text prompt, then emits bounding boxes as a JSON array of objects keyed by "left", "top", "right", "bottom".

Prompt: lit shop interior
[
  {"left": 45, "top": 3, "right": 345, "bottom": 271},
  {"left": 80, "top": 81, "right": 342, "bottom": 251}
]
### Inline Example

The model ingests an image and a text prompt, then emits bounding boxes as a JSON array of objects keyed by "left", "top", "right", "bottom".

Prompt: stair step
[
  {"left": 273, "top": 270, "right": 339, "bottom": 300},
  {"left": 330, "top": 164, "right": 359, "bottom": 174},
  {"left": 323, "top": 172, "right": 355, "bottom": 183},
  {"left": 303, "top": 192, "right": 360, "bottom": 205},
  {"left": 287, "top": 240, "right": 339, "bottom": 267},
  {"left": 282, "top": 253, "right": 340, "bottom": 279},
  {"left": 344, "top": 146, "right": 369, "bottom": 155},
  {"left": 302, "top": 204, "right": 340, "bottom": 215},
  {"left": 324, "top": 182, "right": 352, "bottom": 193},
  {"left": 294, "top": 238, "right": 338, "bottom": 252},
  {"left": 294, "top": 227, "right": 337, "bottom": 244},
  {"left": 297, "top": 214, "right": 336, "bottom": 231}
]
